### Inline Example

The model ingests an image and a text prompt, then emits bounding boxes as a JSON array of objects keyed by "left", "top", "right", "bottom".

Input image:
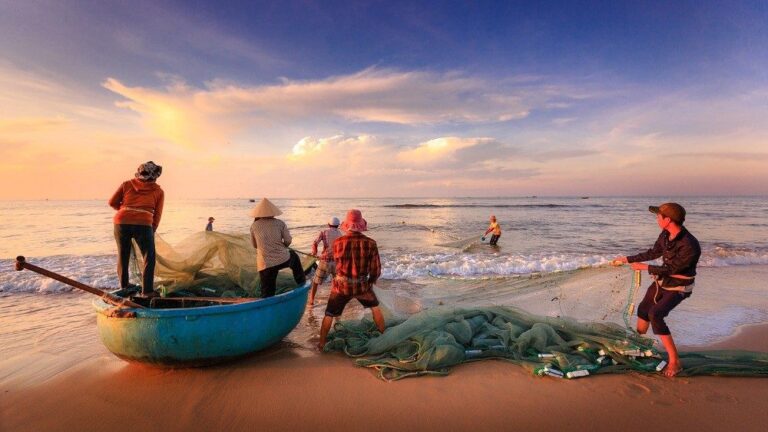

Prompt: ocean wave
[
  {"left": 0, "top": 255, "right": 118, "bottom": 294},
  {"left": 380, "top": 252, "right": 612, "bottom": 279},
  {"left": 3, "top": 245, "right": 768, "bottom": 293},
  {"left": 379, "top": 245, "right": 768, "bottom": 279},
  {"left": 699, "top": 246, "right": 768, "bottom": 267},
  {"left": 382, "top": 203, "right": 607, "bottom": 209}
]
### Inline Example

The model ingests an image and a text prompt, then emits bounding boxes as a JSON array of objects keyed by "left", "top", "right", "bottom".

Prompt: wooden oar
[{"left": 15, "top": 256, "right": 145, "bottom": 309}]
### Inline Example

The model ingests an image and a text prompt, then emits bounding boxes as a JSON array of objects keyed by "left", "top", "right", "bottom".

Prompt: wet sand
[{"left": 1, "top": 267, "right": 767, "bottom": 432}]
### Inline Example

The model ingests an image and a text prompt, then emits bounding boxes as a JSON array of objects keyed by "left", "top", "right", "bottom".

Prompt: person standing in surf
[
  {"left": 317, "top": 209, "right": 385, "bottom": 350},
  {"left": 614, "top": 202, "right": 700, "bottom": 377},
  {"left": 309, "top": 216, "right": 343, "bottom": 305},
  {"left": 109, "top": 161, "right": 165, "bottom": 298},
  {"left": 482, "top": 215, "right": 502, "bottom": 246}
]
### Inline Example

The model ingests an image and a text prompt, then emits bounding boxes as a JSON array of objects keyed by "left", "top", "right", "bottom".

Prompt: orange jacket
[{"left": 108, "top": 179, "right": 165, "bottom": 230}]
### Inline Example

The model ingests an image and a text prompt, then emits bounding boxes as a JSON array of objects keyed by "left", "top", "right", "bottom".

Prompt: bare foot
[{"left": 663, "top": 362, "right": 682, "bottom": 377}]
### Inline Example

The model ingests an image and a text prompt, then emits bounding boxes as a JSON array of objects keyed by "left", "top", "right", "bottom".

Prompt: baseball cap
[{"left": 649, "top": 202, "right": 686, "bottom": 225}]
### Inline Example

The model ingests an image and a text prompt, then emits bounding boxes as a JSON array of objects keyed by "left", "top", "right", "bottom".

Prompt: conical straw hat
[{"left": 249, "top": 198, "right": 283, "bottom": 217}]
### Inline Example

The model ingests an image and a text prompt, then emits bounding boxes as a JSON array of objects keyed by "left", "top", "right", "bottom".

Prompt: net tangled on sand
[
  {"left": 324, "top": 306, "right": 768, "bottom": 381},
  {"left": 135, "top": 232, "right": 314, "bottom": 297}
]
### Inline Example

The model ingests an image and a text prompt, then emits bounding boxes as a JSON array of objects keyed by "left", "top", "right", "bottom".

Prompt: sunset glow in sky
[{"left": 1, "top": 0, "right": 767, "bottom": 199}]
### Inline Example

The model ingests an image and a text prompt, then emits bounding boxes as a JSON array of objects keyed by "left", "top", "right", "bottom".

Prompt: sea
[{"left": 1, "top": 196, "right": 767, "bottom": 346}]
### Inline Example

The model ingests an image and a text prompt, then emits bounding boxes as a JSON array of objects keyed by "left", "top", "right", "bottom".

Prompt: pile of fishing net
[
  {"left": 134, "top": 232, "right": 315, "bottom": 297},
  {"left": 324, "top": 305, "right": 768, "bottom": 381}
]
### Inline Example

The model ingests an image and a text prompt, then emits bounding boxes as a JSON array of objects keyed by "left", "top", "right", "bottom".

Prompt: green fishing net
[
  {"left": 134, "top": 232, "right": 315, "bottom": 297},
  {"left": 324, "top": 270, "right": 768, "bottom": 381}
]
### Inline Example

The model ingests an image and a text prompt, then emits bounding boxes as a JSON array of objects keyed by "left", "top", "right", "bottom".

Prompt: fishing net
[
  {"left": 324, "top": 304, "right": 768, "bottom": 381},
  {"left": 133, "top": 232, "right": 315, "bottom": 297},
  {"left": 325, "top": 268, "right": 768, "bottom": 380},
  {"left": 436, "top": 235, "right": 483, "bottom": 250}
]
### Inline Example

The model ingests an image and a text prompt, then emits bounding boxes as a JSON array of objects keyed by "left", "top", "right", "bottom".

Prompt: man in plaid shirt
[{"left": 317, "top": 209, "right": 386, "bottom": 349}]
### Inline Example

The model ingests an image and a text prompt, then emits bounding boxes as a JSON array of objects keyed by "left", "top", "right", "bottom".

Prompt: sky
[{"left": 0, "top": 0, "right": 767, "bottom": 199}]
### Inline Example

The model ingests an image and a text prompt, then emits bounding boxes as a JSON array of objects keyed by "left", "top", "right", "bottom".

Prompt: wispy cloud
[
  {"left": 102, "top": 68, "right": 589, "bottom": 147},
  {"left": 284, "top": 134, "right": 540, "bottom": 196},
  {"left": 0, "top": 117, "right": 70, "bottom": 134}
]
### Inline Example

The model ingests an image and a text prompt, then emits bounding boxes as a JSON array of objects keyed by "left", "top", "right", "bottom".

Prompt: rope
[
  {"left": 622, "top": 269, "right": 642, "bottom": 330},
  {"left": 290, "top": 248, "right": 316, "bottom": 258}
]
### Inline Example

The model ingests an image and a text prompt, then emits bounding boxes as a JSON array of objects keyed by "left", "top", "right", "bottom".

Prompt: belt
[
  {"left": 124, "top": 206, "right": 154, "bottom": 215},
  {"left": 334, "top": 275, "right": 369, "bottom": 284},
  {"left": 653, "top": 274, "right": 695, "bottom": 293}
]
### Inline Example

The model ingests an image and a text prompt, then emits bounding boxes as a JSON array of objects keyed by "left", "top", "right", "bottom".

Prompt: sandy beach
[
  {"left": 3, "top": 0, "right": 768, "bottom": 429},
  {"left": 2, "top": 265, "right": 767, "bottom": 432},
  {"left": 1, "top": 324, "right": 767, "bottom": 432}
]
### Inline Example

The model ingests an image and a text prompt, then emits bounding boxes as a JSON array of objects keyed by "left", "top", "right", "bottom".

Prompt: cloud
[
  {"left": 0, "top": 117, "right": 70, "bottom": 134},
  {"left": 665, "top": 152, "right": 768, "bottom": 161},
  {"left": 103, "top": 68, "right": 587, "bottom": 146},
  {"left": 283, "top": 134, "right": 540, "bottom": 196},
  {"left": 288, "top": 134, "right": 386, "bottom": 170},
  {"left": 526, "top": 148, "right": 600, "bottom": 162}
]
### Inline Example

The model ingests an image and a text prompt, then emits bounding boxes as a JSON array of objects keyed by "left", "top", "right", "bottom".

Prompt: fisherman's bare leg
[
  {"left": 309, "top": 281, "right": 319, "bottom": 305},
  {"left": 371, "top": 306, "right": 385, "bottom": 333},
  {"left": 318, "top": 316, "right": 333, "bottom": 350},
  {"left": 659, "top": 334, "right": 682, "bottom": 377},
  {"left": 636, "top": 317, "right": 650, "bottom": 335}
]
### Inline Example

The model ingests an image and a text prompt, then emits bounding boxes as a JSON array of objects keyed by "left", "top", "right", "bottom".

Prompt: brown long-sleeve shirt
[{"left": 108, "top": 178, "right": 165, "bottom": 231}]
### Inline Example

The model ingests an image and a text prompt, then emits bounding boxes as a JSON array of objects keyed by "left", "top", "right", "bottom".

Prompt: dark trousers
[
  {"left": 637, "top": 282, "right": 691, "bottom": 335},
  {"left": 114, "top": 224, "right": 156, "bottom": 294},
  {"left": 490, "top": 234, "right": 501, "bottom": 246},
  {"left": 258, "top": 250, "right": 306, "bottom": 298}
]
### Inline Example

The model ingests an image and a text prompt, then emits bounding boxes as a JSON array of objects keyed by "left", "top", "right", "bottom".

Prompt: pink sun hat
[{"left": 340, "top": 209, "right": 368, "bottom": 232}]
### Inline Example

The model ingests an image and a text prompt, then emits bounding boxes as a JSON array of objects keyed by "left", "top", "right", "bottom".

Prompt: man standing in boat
[
  {"left": 309, "top": 216, "right": 343, "bottom": 305},
  {"left": 317, "top": 209, "right": 385, "bottom": 350},
  {"left": 614, "top": 202, "right": 700, "bottom": 377},
  {"left": 249, "top": 198, "right": 306, "bottom": 298},
  {"left": 108, "top": 161, "right": 165, "bottom": 298}
]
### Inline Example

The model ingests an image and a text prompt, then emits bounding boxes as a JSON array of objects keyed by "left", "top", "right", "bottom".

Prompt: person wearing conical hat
[
  {"left": 317, "top": 209, "right": 385, "bottom": 350},
  {"left": 108, "top": 161, "right": 165, "bottom": 297},
  {"left": 249, "top": 198, "right": 306, "bottom": 298},
  {"left": 309, "top": 216, "right": 343, "bottom": 305},
  {"left": 614, "top": 202, "right": 701, "bottom": 378}
]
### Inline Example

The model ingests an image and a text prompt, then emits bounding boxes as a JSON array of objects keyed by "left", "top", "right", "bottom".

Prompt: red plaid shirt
[{"left": 331, "top": 231, "right": 381, "bottom": 296}]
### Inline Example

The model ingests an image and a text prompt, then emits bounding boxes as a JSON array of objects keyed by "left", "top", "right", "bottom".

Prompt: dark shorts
[
  {"left": 325, "top": 290, "right": 379, "bottom": 317},
  {"left": 258, "top": 250, "right": 306, "bottom": 298},
  {"left": 637, "top": 282, "right": 691, "bottom": 335},
  {"left": 490, "top": 234, "right": 501, "bottom": 246}
]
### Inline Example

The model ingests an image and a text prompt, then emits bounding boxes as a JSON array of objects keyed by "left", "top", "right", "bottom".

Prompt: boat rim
[{"left": 93, "top": 282, "right": 310, "bottom": 318}]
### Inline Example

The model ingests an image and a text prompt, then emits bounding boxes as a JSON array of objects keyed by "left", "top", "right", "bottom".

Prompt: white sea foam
[
  {"left": 0, "top": 255, "right": 117, "bottom": 294},
  {"left": 381, "top": 252, "right": 611, "bottom": 279},
  {"left": 382, "top": 245, "right": 768, "bottom": 279},
  {"left": 2, "top": 245, "right": 768, "bottom": 294}
]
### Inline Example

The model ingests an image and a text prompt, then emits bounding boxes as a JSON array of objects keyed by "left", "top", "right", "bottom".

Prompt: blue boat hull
[{"left": 93, "top": 283, "right": 310, "bottom": 366}]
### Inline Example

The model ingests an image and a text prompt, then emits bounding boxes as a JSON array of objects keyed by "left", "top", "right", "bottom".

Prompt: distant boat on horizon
[
  {"left": 581, "top": 196, "right": 589, "bottom": 199},
  {"left": 249, "top": 199, "right": 256, "bottom": 202}
]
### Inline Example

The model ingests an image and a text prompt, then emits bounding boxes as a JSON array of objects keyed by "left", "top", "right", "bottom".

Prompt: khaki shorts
[{"left": 312, "top": 260, "right": 336, "bottom": 284}]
